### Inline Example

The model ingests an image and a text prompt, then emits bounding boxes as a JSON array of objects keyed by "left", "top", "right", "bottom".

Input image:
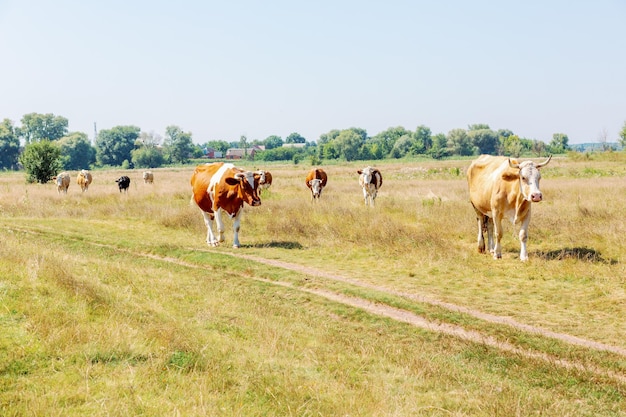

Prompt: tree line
[{"left": 2, "top": 112, "right": 626, "bottom": 183}]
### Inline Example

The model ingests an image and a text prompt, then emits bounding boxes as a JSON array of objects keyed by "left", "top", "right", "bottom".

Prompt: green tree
[
  {"left": 204, "top": 140, "right": 230, "bottom": 155},
  {"left": 428, "top": 133, "right": 450, "bottom": 159},
  {"left": 95, "top": 125, "right": 140, "bottom": 167},
  {"left": 165, "top": 126, "right": 194, "bottom": 164},
  {"left": 412, "top": 125, "right": 432, "bottom": 154},
  {"left": 468, "top": 128, "right": 498, "bottom": 155},
  {"left": 548, "top": 133, "right": 570, "bottom": 154},
  {"left": 264, "top": 135, "right": 283, "bottom": 149},
  {"left": 19, "top": 140, "right": 62, "bottom": 183},
  {"left": 131, "top": 146, "right": 165, "bottom": 168},
  {"left": 19, "top": 113, "right": 68, "bottom": 143},
  {"left": 333, "top": 129, "right": 365, "bottom": 161},
  {"left": 0, "top": 118, "right": 20, "bottom": 170},
  {"left": 285, "top": 132, "right": 306, "bottom": 144},
  {"left": 389, "top": 134, "right": 414, "bottom": 158},
  {"left": 468, "top": 123, "right": 490, "bottom": 131},
  {"left": 58, "top": 132, "right": 96, "bottom": 170},
  {"left": 501, "top": 134, "right": 523, "bottom": 157},
  {"left": 447, "top": 129, "right": 476, "bottom": 156},
  {"left": 619, "top": 121, "right": 626, "bottom": 149},
  {"left": 369, "top": 126, "right": 410, "bottom": 156}
]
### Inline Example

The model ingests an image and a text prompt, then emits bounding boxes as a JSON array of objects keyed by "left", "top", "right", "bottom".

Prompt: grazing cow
[
  {"left": 55, "top": 172, "right": 71, "bottom": 194},
  {"left": 76, "top": 169, "right": 93, "bottom": 192},
  {"left": 467, "top": 154, "right": 552, "bottom": 261},
  {"left": 357, "top": 167, "right": 383, "bottom": 206},
  {"left": 256, "top": 170, "right": 272, "bottom": 194},
  {"left": 190, "top": 162, "right": 262, "bottom": 248},
  {"left": 143, "top": 171, "right": 154, "bottom": 184},
  {"left": 115, "top": 176, "right": 131, "bottom": 193},
  {"left": 305, "top": 168, "right": 328, "bottom": 201}
]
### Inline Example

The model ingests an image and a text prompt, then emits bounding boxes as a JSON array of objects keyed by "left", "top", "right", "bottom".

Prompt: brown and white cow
[
  {"left": 357, "top": 167, "right": 383, "bottom": 206},
  {"left": 77, "top": 169, "right": 93, "bottom": 192},
  {"left": 467, "top": 154, "right": 552, "bottom": 261},
  {"left": 55, "top": 172, "right": 71, "bottom": 194},
  {"left": 191, "top": 162, "right": 262, "bottom": 248},
  {"left": 256, "top": 170, "right": 272, "bottom": 194},
  {"left": 305, "top": 168, "right": 327, "bottom": 201},
  {"left": 143, "top": 171, "right": 154, "bottom": 184}
]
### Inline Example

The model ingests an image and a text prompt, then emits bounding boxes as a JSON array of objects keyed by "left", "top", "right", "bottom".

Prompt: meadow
[{"left": 1, "top": 153, "right": 626, "bottom": 416}]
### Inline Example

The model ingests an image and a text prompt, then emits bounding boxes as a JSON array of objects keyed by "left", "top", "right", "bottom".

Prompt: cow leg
[
  {"left": 370, "top": 189, "right": 377, "bottom": 206},
  {"left": 492, "top": 213, "right": 504, "bottom": 259},
  {"left": 201, "top": 211, "right": 219, "bottom": 246},
  {"left": 214, "top": 209, "right": 226, "bottom": 243},
  {"left": 362, "top": 188, "right": 369, "bottom": 205},
  {"left": 486, "top": 216, "right": 494, "bottom": 253},
  {"left": 518, "top": 213, "right": 531, "bottom": 261},
  {"left": 231, "top": 210, "right": 244, "bottom": 248},
  {"left": 476, "top": 215, "right": 486, "bottom": 253}
]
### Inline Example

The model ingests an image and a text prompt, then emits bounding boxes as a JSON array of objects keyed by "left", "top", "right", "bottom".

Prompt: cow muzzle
[{"left": 530, "top": 192, "right": 543, "bottom": 202}]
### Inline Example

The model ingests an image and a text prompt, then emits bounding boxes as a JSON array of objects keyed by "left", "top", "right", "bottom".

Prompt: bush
[{"left": 19, "top": 140, "right": 62, "bottom": 183}]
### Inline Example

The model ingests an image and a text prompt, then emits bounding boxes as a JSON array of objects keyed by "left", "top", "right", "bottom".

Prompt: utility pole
[{"left": 93, "top": 122, "right": 97, "bottom": 144}]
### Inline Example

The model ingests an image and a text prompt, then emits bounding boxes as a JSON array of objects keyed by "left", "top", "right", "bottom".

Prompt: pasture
[{"left": 1, "top": 155, "right": 626, "bottom": 416}]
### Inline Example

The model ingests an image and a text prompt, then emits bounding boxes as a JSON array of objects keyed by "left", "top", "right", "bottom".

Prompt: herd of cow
[
  {"left": 53, "top": 170, "right": 154, "bottom": 194},
  {"left": 189, "top": 155, "right": 551, "bottom": 261},
  {"left": 52, "top": 154, "right": 552, "bottom": 261}
]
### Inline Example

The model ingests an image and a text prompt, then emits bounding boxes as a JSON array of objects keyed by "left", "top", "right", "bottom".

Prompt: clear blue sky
[{"left": 1, "top": 0, "right": 624, "bottom": 145}]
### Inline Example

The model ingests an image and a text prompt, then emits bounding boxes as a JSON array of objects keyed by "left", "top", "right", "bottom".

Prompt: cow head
[
  {"left": 256, "top": 170, "right": 267, "bottom": 185},
  {"left": 226, "top": 171, "right": 262, "bottom": 206},
  {"left": 357, "top": 167, "right": 375, "bottom": 185},
  {"left": 308, "top": 179, "right": 324, "bottom": 199},
  {"left": 509, "top": 155, "right": 552, "bottom": 202}
]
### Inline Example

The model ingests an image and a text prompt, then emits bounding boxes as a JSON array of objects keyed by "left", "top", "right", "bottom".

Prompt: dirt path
[
  {"left": 231, "top": 253, "right": 626, "bottom": 357},
  {"left": 6, "top": 225, "right": 626, "bottom": 383}
]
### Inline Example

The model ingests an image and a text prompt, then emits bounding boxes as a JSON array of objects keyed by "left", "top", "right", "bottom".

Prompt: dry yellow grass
[{"left": 1, "top": 156, "right": 626, "bottom": 415}]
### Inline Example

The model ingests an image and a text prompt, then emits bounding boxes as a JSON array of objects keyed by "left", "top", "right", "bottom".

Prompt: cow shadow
[
  {"left": 245, "top": 241, "right": 304, "bottom": 250},
  {"left": 534, "top": 247, "right": 616, "bottom": 264}
]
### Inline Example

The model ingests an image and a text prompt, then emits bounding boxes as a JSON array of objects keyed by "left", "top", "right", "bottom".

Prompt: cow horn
[
  {"left": 508, "top": 158, "right": 519, "bottom": 169},
  {"left": 536, "top": 155, "right": 552, "bottom": 168}
]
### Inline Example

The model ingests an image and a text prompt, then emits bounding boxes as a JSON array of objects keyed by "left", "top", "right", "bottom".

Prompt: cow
[
  {"left": 357, "top": 167, "right": 383, "bottom": 206},
  {"left": 76, "top": 169, "right": 93, "bottom": 192},
  {"left": 256, "top": 170, "right": 272, "bottom": 194},
  {"left": 467, "top": 154, "right": 552, "bottom": 261},
  {"left": 190, "top": 162, "right": 262, "bottom": 248},
  {"left": 143, "top": 171, "right": 154, "bottom": 184},
  {"left": 55, "top": 172, "right": 71, "bottom": 194},
  {"left": 305, "top": 168, "right": 328, "bottom": 201},
  {"left": 115, "top": 176, "right": 131, "bottom": 193}
]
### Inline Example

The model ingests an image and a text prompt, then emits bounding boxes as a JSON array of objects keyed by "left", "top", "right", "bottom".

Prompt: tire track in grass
[
  {"left": 4, "top": 226, "right": 626, "bottom": 384},
  {"left": 232, "top": 253, "right": 626, "bottom": 358}
]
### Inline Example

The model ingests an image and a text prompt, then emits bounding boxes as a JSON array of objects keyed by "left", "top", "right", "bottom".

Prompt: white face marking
[
  {"left": 310, "top": 179, "right": 323, "bottom": 197},
  {"left": 518, "top": 162, "right": 543, "bottom": 202}
]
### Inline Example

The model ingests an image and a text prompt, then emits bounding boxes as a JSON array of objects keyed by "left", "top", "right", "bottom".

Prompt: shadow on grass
[
  {"left": 245, "top": 241, "right": 304, "bottom": 250},
  {"left": 535, "top": 247, "right": 617, "bottom": 264}
]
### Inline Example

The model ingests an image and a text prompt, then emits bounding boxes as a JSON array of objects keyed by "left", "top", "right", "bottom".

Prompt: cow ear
[
  {"left": 501, "top": 171, "right": 519, "bottom": 182},
  {"left": 225, "top": 177, "right": 240, "bottom": 186},
  {"left": 357, "top": 170, "right": 362, "bottom": 174}
]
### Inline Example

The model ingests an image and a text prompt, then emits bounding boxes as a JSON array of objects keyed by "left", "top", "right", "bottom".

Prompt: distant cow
[
  {"left": 256, "top": 170, "right": 272, "bottom": 194},
  {"left": 305, "top": 168, "right": 328, "bottom": 201},
  {"left": 467, "top": 154, "right": 552, "bottom": 261},
  {"left": 115, "top": 176, "right": 131, "bottom": 193},
  {"left": 191, "top": 162, "right": 262, "bottom": 248},
  {"left": 357, "top": 167, "right": 383, "bottom": 206},
  {"left": 55, "top": 172, "right": 71, "bottom": 194},
  {"left": 143, "top": 171, "right": 154, "bottom": 184},
  {"left": 77, "top": 169, "right": 93, "bottom": 192}
]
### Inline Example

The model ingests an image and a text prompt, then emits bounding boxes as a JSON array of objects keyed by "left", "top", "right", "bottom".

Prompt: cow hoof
[{"left": 232, "top": 244, "right": 240, "bottom": 249}]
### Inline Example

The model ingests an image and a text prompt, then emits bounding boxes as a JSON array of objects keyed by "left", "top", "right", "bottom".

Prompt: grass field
[{"left": 1, "top": 154, "right": 626, "bottom": 416}]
